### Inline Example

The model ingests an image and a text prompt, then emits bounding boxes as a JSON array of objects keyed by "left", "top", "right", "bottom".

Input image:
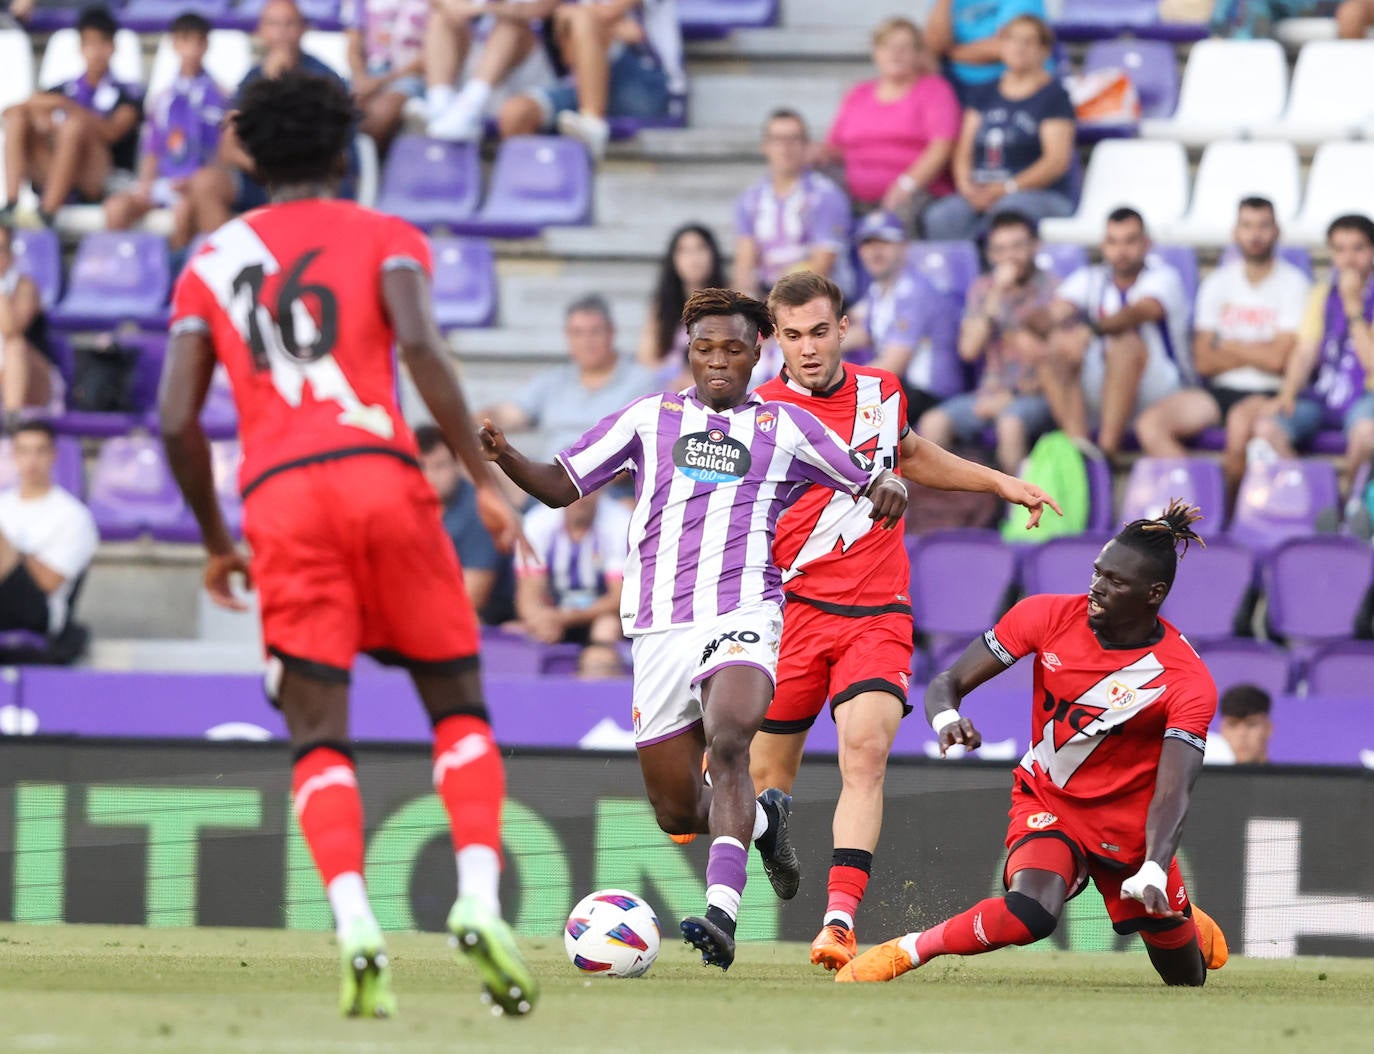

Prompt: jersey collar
[
  {"left": 682, "top": 387, "right": 765, "bottom": 413},
  {"left": 780, "top": 364, "right": 849, "bottom": 399},
  {"left": 1092, "top": 619, "right": 1166, "bottom": 650}
]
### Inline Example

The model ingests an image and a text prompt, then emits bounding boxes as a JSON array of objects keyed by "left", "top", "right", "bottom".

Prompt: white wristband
[
  {"left": 931, "top": 708, "right": 962, "bottom": 734},
  {"left": 896, "top": 173, "right": 917, "bottom": 194}
]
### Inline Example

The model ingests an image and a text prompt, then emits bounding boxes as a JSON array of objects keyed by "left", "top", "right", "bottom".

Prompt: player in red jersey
[
  {"left": 158, "top": 72, "right": 536, "bottom": 1019},
  {"left": 747, "top": 271, "right": 1061, "bottom": 970},
  {"left": 839, "top": 501, "right": 1229, "bottom": 986}
]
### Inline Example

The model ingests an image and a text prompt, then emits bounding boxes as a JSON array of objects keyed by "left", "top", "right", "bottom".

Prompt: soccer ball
[{"left": 564, "top": 889, "right": 661, "bottom": 978}]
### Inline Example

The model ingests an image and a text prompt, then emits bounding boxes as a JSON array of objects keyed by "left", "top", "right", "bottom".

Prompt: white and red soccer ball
[{"left": 564, "top": 889, "right": 660, "bottom": 978}]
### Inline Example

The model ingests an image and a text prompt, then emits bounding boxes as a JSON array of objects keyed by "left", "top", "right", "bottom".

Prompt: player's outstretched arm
[
  {"left": 478, "top": 419, "right": 580, "bottom": 508},
  {"left": 924, "top": 638, "right": 1007, "bottom": 756},
  {"left": 159, "top": 330, "right": 251, "bottom": 611},
  {"left": 898, "top": 431, "right": 1062, "bottom": 528},
  {"left": 1122, "top": 738, "right": 1206, "bottom": 918}
]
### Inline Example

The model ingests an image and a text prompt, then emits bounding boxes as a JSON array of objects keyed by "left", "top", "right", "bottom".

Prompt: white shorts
[
  {"left": 628, "top": 601, "right": 784, "bottom": 748},
  {"left": 1081, "top": 338, "right": 1181, "bottom": 423}
]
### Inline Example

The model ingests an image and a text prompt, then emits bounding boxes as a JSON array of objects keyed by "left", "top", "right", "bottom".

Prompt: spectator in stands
[
  {"left": 922, "top": 14, "right": 1074, "bottom": 242},
  {"left": 1208, "top": 685, "right": 1272, "bottom": 765},
  {"left": 343, "top": 0, "right": 427, "bottom": 152},
  {"left": 417, "top": 424, "right": 511, "bottom": 618},
  {"left": 0, "top": 421, "right": 98, "bottom": 640},
  {"left": 482, "top": 293, "right": 652, "bottom": 461},
  {"left": 1337, "top": 0, "right": 1374, "bottom": 37},
  {"left": 103, "top": 13, "right": 225, "bottom": 248},
  {"left": 182, "top": 0, "right": 343, "bottom": 243},
  {"left": 814, "top": 16, "right": 960, "bottom": 233},
  {"left": 1135, "top": 197, "right": 1311, "bottom": 494},
  {"left": 2, "top": 0, "right": 33, "bottom": 28},
  {"left": 497, "top": 0, "right": 685, "bottom": 161},
  {"left": 925, "top": 0, "right": 1047, "bottom": 101},
  {"left": 637, "top": 223, "right": 724, "bottom": 386},
  {"left": 919, "top": 210, "right": 1056, "bottom": 473},
  {"left": 1042, "top": 207, "right": 1188, "bottom": 462},
  {"left": 732, "top": 109, "right": 852, "bottom": 301},
  {"left": 844, "top": 210, "right": 946, "bottom": 425},
  {"left": 514, "top": 490, "right": 627, "bottom": 656},
  {"left": 0, "top": 225, "right": 56, "bottom": 425},
  {"left": 1249, "top": 213, "right": 1374, "bottom": 491},
  {"left": 1, "top": 6, "right": 141, "bottom": 229},
  {"left": 576, "top": 641, "right": 626, "bottom": 678},
  {"left": 418, "top": 0, "right": 553, "bottom": 143}
]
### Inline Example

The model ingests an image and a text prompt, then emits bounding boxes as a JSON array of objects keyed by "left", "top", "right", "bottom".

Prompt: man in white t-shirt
[
  {"left": 0, "top": 421, "right": 99, "bottom": 637},
  {"left": 1135, "top": 198, "right": 1310, "bottom": 492},
  {"left": 1042, "top": 207, "right": 1189, "bottom": 460}
]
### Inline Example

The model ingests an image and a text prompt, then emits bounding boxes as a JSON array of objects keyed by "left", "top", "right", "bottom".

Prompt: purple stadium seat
[
  {"left": 479, "top": 627, "right": 548, "bottom": 675},
  {"left": 909, "top": 529, "right": 1016, "bottom": 639},
  {"left": 0, "top": 434, "right": 84, "bottom": 496},
  {"left": 1147, "top": 245, "right": 1198, "bottom": 306},
  {"left": 1122, "top": 457, "right": 1228, "bottom": 531},
  {"left": 1229, "top": 458, "right": 1340, "bottom": 554},
  {"left": 230, "top": 0, "right": 342, "bottom": 29},
  {"left": 457, "top": 137, "right": 593, "bottom": 237},
  {"left": 678, "top": 0, "right": 778, "bottom": 38},
  {"left": 538, "top": 643, "right": 585, "bottom": 676},
  {"left": 122, "top": 0, "right": 230, "bottom": 32},
  {"left": 906, "top": 241, "right": 979, "bottom": 302},
  {"left": 142, "top": 362, "right": 237, "bottom": 439},
  {"left": 608, "top": 94, "right": 688, "bottom": 139},
  {"left": 13, "top": 228, "right": 62, "bottom": 310},
  {"left": 1219, "top": 244, "right": 1313, "bottom": 278},
  {"left": 374, "top": 136, "right": 480, "bottom": 230},
  {"left": 1085, "top": 448, "right": 1114, "bottom": 533},
  {"left": 1017, "top": 534, "right": 1112, "bottom": 596},
  {"left": 50, "top": 233, "right": 171, "bottom": 332},
  {"left": 154, "top": 439, "right": 241, "bottom": 542},
  {"left": 57, "top": 333, "right": 167, "bottom": 438},
  {"left": 1083, "top": 39, "right": 1179, "bottom": 121},
  {"left": 87, "top": 435, "right": 186, "bottom": 541},
  {"left": 432, "top": 236, "right": 497, "bottom": 330},
  {"left": 1304, "top": 640, "right": 1374, "bottom": 697},
  {"left": 1194, "top": 639, "right": 1292, "bottom": 697},
  {"left": 1159, "top": 537, "right": 1254, "bottom": 642},
  {"left": 1056, "top": 0, "right": 1157, "bottom": 39},
  {"left": 1036, "top": 243, "right": 1088, "bottom": 280},
  {"left": 1265, "top": 536, "right": 1374, "bottom": 644}
]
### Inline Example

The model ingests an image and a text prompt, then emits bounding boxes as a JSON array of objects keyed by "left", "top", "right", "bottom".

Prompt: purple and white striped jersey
[{"left": 557, "top": 388, "right": 880, "bottom": 635}]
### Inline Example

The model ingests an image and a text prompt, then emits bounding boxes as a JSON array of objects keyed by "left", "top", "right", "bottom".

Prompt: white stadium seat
[
  {"left": 1039, "top": 140, "right": 1189, "bottom": 246},
  {"left": 1269, "top": 41, "right": 1374, "bottom": 146},
  {"left": 38, "top": 28, "right": 145, "bottom": 91},
  {"left": 147, "top": 30, "right": 253, "bottom": 100},
  {"left": 302, "top": 31, "right": 352, "bottom": 82},
  {"left": 1287, "top": 142, "right": 1374, "bottom": 245},
  {"left": 1157, "top": 141, "right": 1301, "bottom": 247},
  {"left": 0, "top": 29, "right": 35, "bottom": 113},
  {"left": 1140, "top": 39, "right": 1288, "bottom": 147}
]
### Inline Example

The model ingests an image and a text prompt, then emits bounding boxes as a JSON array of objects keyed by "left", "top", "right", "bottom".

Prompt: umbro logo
[{"left": 1043, "top": 652, "right": 1061, "bottom": 670}]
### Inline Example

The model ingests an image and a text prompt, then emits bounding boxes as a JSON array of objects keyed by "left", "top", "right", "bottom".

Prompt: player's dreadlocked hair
[
  {"left": 1115, "top": 498, "right": 1206, "bottom": 588},
  {"left": 234, "top": 71, "right": 355, "bottom": 188},
  {"left": 681, "top": 288, "right": 775, "bottom": 344}
]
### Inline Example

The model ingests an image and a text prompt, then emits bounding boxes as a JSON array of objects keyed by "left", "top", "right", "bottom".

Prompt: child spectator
[{"left": 104, "top": 13, "right": 225, "bottom": 247}]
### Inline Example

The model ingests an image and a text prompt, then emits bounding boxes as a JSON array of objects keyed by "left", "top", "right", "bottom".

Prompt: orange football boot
[
  {"left": 1192, "top": 904, "right": 1229, "bottom": 970},
  {"left": 669, "top": 750, "right": 711, "bottom": 845},
  {"left": 810, "top": 924, "right": 858, "bottom": 971},
  {"left": 834, "top": 936, "right": 917, "bottom": 983}
]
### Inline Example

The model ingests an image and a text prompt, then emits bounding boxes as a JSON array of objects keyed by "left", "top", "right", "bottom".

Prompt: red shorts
[
  {"left": 1004, "top": 781, "right": 1192, "bottom": 937},
  {"left": 761, "top": 600, "right": 913, "bottom": 734},
  {"left": 244, "top": 455, "right": 479, "bottom": 681}
]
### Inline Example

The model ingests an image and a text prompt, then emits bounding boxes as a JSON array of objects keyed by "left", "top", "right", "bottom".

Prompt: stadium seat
[
  {"left": 58, "top": 333, "right": 167, "bottom": 438},
  {"left": 456, "top": 136, "right": 593, "bottom": 237},
  {"left": 1054, "top": 0, "right": 1157, "bottom": 40},
  {"left": 1081, "top": 39, "right": 1178, "bottom": 131},
  {"left": 1121, "top": 457, "right": 1228, "bottom": 531},
  {"left": 154, "top": 439, "right": 241, "bottom": 542},
  {"left": 1016, "top": 534, "right": 1111, "bottom": 596},
  {"left": 1159, "top": 537, "right": 1255, "bottom": 642},
  {"left": 1264, "top": 536, "right": 1374, "bottom": 645},
  {"left": 431, "top": 236, "right": 498, "bottom": 330},
  {"left": 147, "top": 29, "right": 252, "bottom": 99},
  {"left": 1147, "top": 244, "right": 1199, "bottom": 307},
  {"left": 0, "top": 434, "right": 84, "bottom": 496},
  {"left": 1193, "top": 638, "right": 1292, "bottom": 697},
  {"left": 0, "top": 29, "right": 35, "bottom": 113},
  {"left": 87, "top": 435, "right": 186, "bottom": 541},
  {"left": 908, "top": 529, "right": 1016, "bottom": 640},
  {"left": 1157, "top": 141, "right": 1301, "bottom": 247},
  {"left": 1287, "top": 142, "right": 1374, "bottom": 246},
  {"left": 1304, "top": 640, "right": 1374, "bottom": 696},
  {"left": 904, "top": 241, "right": 979, "bottom": 301},
  {"left": 1038, "top": 140, "right": 1189, "bottom": 246},
  {"left": 1269, "top": 41, "right": 1374, "bottom": 146},
  {"left": 1035, "top": 244, "right": 1088, "bottom": 281},
  {"left": 38, "top": 27, "right": 145, "bottom": 90},
  {"left": 677, "top": 0, "right": 778, "bottom": 38},
  {"left": 123, "top": 0, "right": 232, "bottom": 33},
  {"left": 1084, "top": 446, "right": 1114, "bottom": 534},
  {"left": 13, "top": 228, "right": 63, "bottom": 310},
  {"left": 1218, "top": 243, "right": 1313, "bottom": 278},
  {"left": 374, "top": 136, "right": 481, "bottom": 230},
  {"left": 1140, "top": 39, "right": 1288, "bottom": 147},
  {"left": 233, "top": 0, "right": 344, "bottom": 31},
  {"left": 1229, "top": 458, "right": 1340, "bottom": 554},
  {"left": 50, "top": 232, "right": 172, "bottom": 332}
]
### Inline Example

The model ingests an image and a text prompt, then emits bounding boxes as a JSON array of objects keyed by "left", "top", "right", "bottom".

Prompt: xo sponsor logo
[
  {"left": 700, "top": 629, "right": 760, "bottom": 665},
  {"left": 673, "top": 429, "right": 752, "bottom": 484}
]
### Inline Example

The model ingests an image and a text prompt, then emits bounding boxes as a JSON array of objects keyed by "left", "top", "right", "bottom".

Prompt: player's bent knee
[
  {"left": 1003, "top": 890, "right": 1059, "bottom": 942},
  {"left": 651, "top": 804, "right": 699, "bottom": 836}
]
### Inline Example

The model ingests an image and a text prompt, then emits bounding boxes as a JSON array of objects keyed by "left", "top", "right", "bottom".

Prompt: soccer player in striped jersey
[{"left": 479, "top": 288, "right": 908, "bottom": 970}]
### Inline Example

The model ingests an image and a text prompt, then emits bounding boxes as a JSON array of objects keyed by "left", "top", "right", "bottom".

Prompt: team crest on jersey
[
  {"left": 756, "top": 410, "right": 776, "bottom": 433},
  {"left": 632, "top": 706, "right": 642, "bottom": 734},
  {"left": 1043, "top": 652, "right": 1061, "bottom": 670},
  {"left": 1106, "top": 680, "right": 1138, "bottom": 710},
  {"left": 858, "top": 403, "right": 884, "bottom": 427},
  {"left": 673, "top": 430, "right": 752, "bottom": 484},
  {"left": 1027, "top": 811, "right": 1058, "bottom": 830}
]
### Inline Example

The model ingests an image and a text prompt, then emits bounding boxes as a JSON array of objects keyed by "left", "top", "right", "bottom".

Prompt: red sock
[
  {"left": 292, "top": 745, "right": 364, "bottom": 887},
  {"left": 432, "top": 714, "right": 504, "bottom": 856},
  {"left": 916, "top": 895, "right": 1036, "bottom": 962},
  {"left": 826, "top": 848, "right": 873, "bottom": 926}
]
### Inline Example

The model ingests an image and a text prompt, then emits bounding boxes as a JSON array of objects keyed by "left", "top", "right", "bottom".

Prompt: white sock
[
  {"left": 898, "top": 931, "right": 921, "bottom": 964},
  {"left": 751, "top": 801, "right": 768, "bottom": 842},
  {"left": 425, "top": 83, "right": 456, "bottom": 117},
  {"left": 327, "top": 872, "right": 375, "bottom": 935},
  {"left": 824, "top": 910, "right": 854, "bottom": 930},
  {"left": 453, "top": 78, "right": 492, "bottom": 114},
  {"left": 457, "top": 845, "right": 501, "bottom": 914}
]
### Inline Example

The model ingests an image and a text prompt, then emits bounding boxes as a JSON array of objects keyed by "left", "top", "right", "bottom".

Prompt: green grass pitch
[{"left": 2, "top": 924, "right": 1372, "bottom": 1053}]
